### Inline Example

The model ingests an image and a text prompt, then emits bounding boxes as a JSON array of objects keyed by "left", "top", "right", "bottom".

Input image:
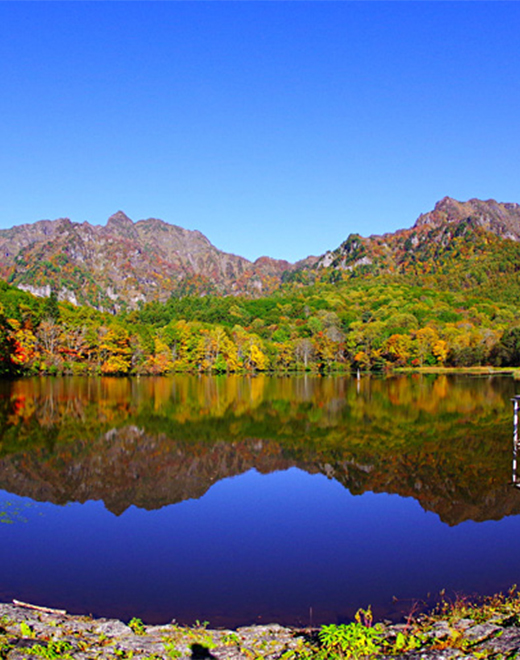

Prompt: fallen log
[{"left": 12, "top": 599, "right": 67, "bottom": 615}]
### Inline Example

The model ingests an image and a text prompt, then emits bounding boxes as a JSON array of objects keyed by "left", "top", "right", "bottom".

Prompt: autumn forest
[{"left": 1, "top": 271, "right": 520, "bottom": 377}]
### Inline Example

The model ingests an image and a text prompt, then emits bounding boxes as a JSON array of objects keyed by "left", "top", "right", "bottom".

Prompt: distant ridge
[
  {"left": 0, "top": 211, "right": 302, "bottom": 310},
  {"left": 1, "top": 197, "right": 520, "bottom": 309},
  {"left": 315, "top": 196, "right": 520, "bottom": 276}
]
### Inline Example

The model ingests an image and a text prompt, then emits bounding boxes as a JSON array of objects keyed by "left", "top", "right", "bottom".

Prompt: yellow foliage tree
[{"left": 100, "top": 327, "right": 132, "bottom": 374}]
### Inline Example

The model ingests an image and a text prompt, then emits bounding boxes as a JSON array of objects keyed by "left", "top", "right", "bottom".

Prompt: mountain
[
  {"left": 0, "top": 212, "right": 305, "bottom": 311},
  {"left": 2, "top": 197, "right": 520, "bottom": 310},
  {"left": 316, "top": 197, "right": 520, "bottom": 282}
]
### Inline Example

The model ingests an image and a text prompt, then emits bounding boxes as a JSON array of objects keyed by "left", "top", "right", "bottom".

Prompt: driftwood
[{"left": 12, "top": 599, "right": 67, "bottom": 615}]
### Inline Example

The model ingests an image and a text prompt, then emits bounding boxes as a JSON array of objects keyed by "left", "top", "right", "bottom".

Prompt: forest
[{"left": 2, "top": 263, "right": 520, "bottom": 376}]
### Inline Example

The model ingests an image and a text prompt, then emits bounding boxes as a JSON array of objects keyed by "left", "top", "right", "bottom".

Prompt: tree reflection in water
[{"left": 0, "top": 374, "right": 518, "bottom": 525}]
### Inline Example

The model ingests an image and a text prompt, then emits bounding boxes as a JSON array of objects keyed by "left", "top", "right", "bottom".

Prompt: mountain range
[{"left": 1, "top": 196, "right": 520, "bottom": 310}]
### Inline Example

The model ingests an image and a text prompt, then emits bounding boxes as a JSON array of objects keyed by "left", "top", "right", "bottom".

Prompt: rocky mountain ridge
[
  {"left": 1, "top": 197, "right": 520, "bottom": 310},
  {"left": 317, "top": 196, "right": 520, "bottom": 273},
  {"left": 0, "top": 211, "right": 309, "bottom": 310}
]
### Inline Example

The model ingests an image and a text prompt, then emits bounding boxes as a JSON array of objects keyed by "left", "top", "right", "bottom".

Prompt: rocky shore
[{"left": 2, "top": 597, "right": 520, "bottom": 660}]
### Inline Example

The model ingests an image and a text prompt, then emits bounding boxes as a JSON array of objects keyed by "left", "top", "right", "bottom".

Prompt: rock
[
  {"left": 7, "top": 599, "right": 520, "bottom": 660},
  {"left": 427, "top": 621, "right": 453, "bottom": 639},
  {"left": 488, "top": 613, "right": 519, "bottom": 627},
  {"left": 91, "top": 619, "right": 132, "bottom": 637},
  {"left": 114, "top": 637, "right": 167, "bottom": 655},
  {"left": 8, "top": 652, "right": 44, "bottom": 660},
  {"left": 144, "top": 624, "right": 176, "bottom": 635},
  {"left": 401, "top": 650, "right": 463, "bottom": 660},
  {"left": 7, "top": 638, "right": 46, "bottom": 649},
  {"left": 476, "top": 627, "right": 520, "bottom": 655},
  {"left": 452, "top": 618, "right": 474, "bottom": 631},
  {"left": 462, "top": 622, "right": 501, "bottom": 643}
]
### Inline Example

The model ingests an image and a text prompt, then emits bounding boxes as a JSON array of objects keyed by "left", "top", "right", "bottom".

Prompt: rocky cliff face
[
  {"left": 415, "top": 197, "right": 520, "bottom": 239},
  {"left": 0, "top": 212, "right": 295, "bottom": 310},
  {"left": 316, "top": 197, "right": 520, "bottom": 274}
]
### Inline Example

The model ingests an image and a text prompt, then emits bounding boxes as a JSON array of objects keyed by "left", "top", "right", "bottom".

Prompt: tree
[
  {"left": 100, "top": 327, "right": 132, "bottom": 374},
  {"left": 492, "top": 327, "right": 520, "bottom": 366},
  {"left": 384, "top": 334, "right": 412, "bottom": 366},
  {"left": 0, "top": 304, "right": 16, "bottom": 375},
  {"left": 295, "top": 338, "right": 314, "bottom": 370},
  {"left": 313, "top": 331, "right": 338, "bottom": 372},
  {"left": 412, "top": 327, "right": 439, "bottom": 366},
  {"left": 432, "top": 339, "right": 448, "bottom": 365},
  {"left": 8, "top": 318, "right": 38, "bottom": 371},
  {"left": 144, "top": 336, "right": 174, "bottom": 374},
  {"left": 37, "top": 319, "right": 62, "bottom": 370},
  {"left": 43, "top": 291, "right": 60, "bottom": 321}
]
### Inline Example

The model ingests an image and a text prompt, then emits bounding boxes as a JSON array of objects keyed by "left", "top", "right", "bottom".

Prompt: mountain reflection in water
[{"left": 0, "top": 374, "right": 518, "bottom": 525}]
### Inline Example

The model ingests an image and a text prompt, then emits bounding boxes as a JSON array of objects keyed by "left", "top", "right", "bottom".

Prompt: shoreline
[
  {"left": 394, "top": 366, "right": 517, "bottom": 375},
  {"left": 3, "top": 366, "right": 519, "bottom": 379},
  {"left": 3, "top": 593, "right": 520, "bottom": 659}
]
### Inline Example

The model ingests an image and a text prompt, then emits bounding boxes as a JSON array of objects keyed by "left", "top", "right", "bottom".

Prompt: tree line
[{"left": 2, "top": 277, "right": 520, "bottom": 376}]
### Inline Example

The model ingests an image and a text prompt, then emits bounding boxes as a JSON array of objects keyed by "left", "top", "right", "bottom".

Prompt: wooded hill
[{"left": 2, "top": 196, "right": 520, "bottom": 375}]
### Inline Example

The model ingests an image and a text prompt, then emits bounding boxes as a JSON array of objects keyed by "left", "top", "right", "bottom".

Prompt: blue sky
[{"left": 0, "top": 2, "right": 519, "bottom": 263}]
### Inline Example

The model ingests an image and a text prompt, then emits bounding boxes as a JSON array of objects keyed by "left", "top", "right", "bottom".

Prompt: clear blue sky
[{"left": 1, "top": 2, "right": 519, "bottom": 263}]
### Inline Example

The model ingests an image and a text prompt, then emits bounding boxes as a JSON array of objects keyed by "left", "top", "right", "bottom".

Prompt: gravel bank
[{"left": 2, "top": 600, "right": 520, "bottom": 659}]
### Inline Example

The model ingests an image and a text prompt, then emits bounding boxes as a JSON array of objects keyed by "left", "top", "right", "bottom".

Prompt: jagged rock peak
[
  {"left": 106, "top": 211, "right": 133, "bottom": 228},
  {"left": 434, "top": 196, "right": 470, "bottom": 213},
  {"left": 413, "top": 197, "right": 520, "bottom": 239},
  {"left": 415, "top": 197, "right": 467, "bottom": 228}
]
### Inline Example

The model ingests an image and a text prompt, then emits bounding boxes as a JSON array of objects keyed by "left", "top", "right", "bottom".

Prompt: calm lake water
[{"left": 1, "top": 374, "right": 520, "bottom": 627}]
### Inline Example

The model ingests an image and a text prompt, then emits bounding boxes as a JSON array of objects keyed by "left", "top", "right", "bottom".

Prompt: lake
[{"left": 1, "top": 374, "right": 520, "bottom": 627}]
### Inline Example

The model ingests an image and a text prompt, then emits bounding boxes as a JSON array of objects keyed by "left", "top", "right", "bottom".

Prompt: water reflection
[{"left": 0, "top": 374, "right": 518, "bottom": 524}]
